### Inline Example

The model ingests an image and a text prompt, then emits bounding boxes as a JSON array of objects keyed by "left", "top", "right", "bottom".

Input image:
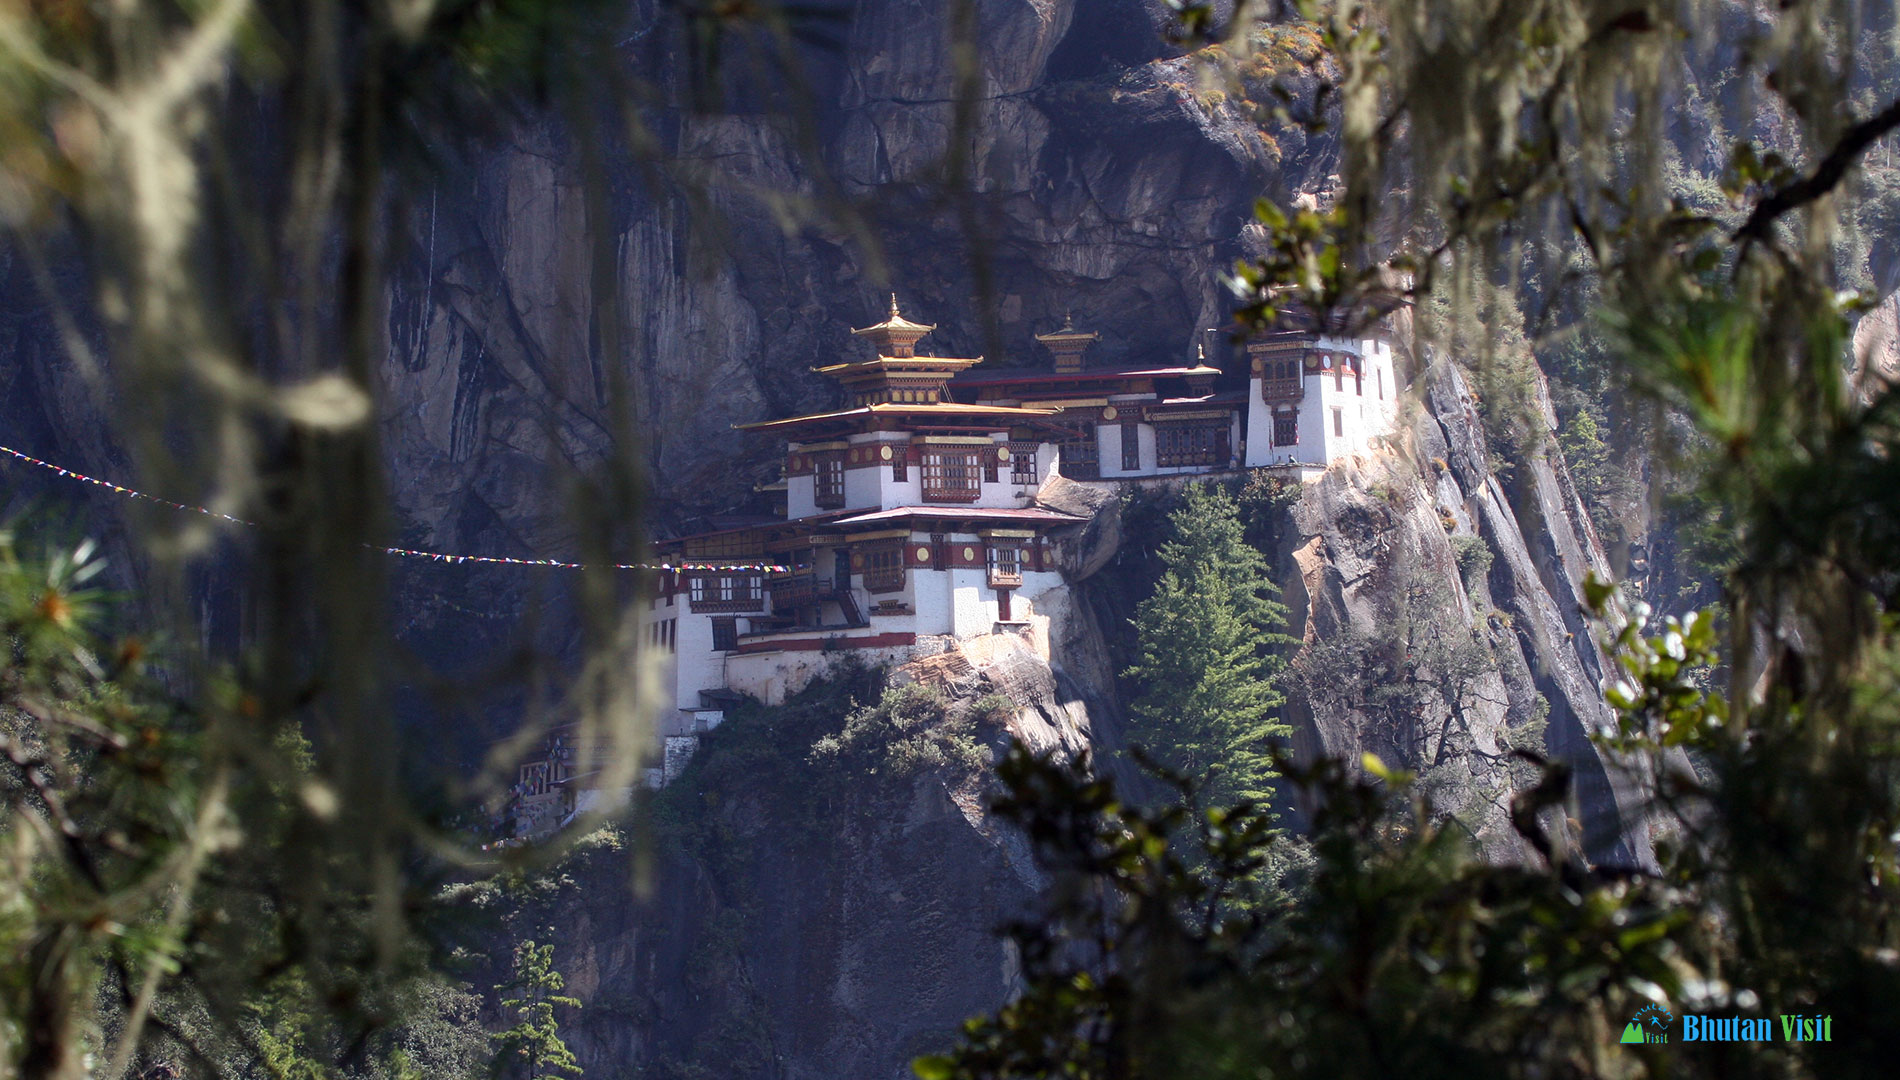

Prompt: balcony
[
  {"left": 768, "top": 572, "right": 834, "bottom": 607},
  {"left": 1260, "top": 370, "right": 1305, "bottom": 404},
  {"left": 987, "top": 567, "right": 1023, "bottom": 588}
]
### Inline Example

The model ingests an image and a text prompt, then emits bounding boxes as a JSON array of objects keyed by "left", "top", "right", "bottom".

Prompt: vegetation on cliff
[{"left": 1125, "top": 484, "right": 1293, "bottom": 808}]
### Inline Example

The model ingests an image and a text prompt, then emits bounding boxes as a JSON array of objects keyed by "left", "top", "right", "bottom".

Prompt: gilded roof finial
[
  {"left": 1061, "top": 309, "right": 1075, "bottom": 330},
  {"left": 852, "top": 295, "right": 936, "bottom": 357},
  {"left": 1196, "top": 341, "right": 1207, "bottom": 362}
]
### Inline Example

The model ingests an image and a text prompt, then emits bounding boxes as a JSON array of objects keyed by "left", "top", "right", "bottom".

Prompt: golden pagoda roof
[
  {"left": 1034, "top": 312, "right": 1100, "bottom": 346},
  {"left": 811, "top": 355, "right": 984, "bottom": 377},
  {"left": 850, "top": 295, "right": 937, "bottom": 357},
  {"left": 852, "top": 294, "right": 936, "bottom": 337},
  {"left": 734, "top": 401, "right": 1058, "bottom": 434}
]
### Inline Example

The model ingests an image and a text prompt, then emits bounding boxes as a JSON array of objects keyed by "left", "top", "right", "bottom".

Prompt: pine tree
[
  {"left": 1124, "top": 484, "right": 1293, "bottom": 806},
  {"left": 491, "top": 936, "right": 583, "bottom": 1080}
]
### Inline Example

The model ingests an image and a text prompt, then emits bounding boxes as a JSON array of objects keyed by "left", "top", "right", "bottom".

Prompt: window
[
  {"left": 983, "top": 447, "right": 1000, "bottom": 484},
  {"left": 1377, "top": 367, "right": 1384, "bottom": 400},
  {"left": 1355, "top": 367, "right": 1363, "bottom": 395},
  {"left": 920, "top": 448, "right": 982, "bottom": 502},
  {"left": 649, "top": 616, "right": 680, "bottom": 650},
  {"left": 1058, "top": 433, "right": 1099, "bottom": 480},
  {"left": 688, "top": 573, "right": 765, "bottom": 613},
  {"left": 1155, "top": 422, "right": 1224, "bottom": 467},
  {"left": 1333, "top": 408, "right": 1344, "bottom": 437},
  {"left": 1261, "top": 356, "right": 1304, "bottom": 403},
  {"left": 1335, "top": 363, "right": 1344, "bottom": 391},
  {"left": 863, "top": 544, "right": 906, "bottom": 592},
  {"left": 710, "top": 617, "right": 738, "bottom": 652},
  {"left": 1273, "top": 410, "right": 1297, "bottom": 447},
  {"left": 986, "top": 543, "right": 1023, "bottom": 586},
  {"left": 1009, "top": 443, "right": 1038, "bottom": 485},
  {"left": 813, "top": 452, "right": 845, "bottom": 508},
  {"left": 1121, "top": 421, "right": 1141, "bottom": 471},
  {"left": 892, "top": 447, "right": 907, "bottom": 482}
]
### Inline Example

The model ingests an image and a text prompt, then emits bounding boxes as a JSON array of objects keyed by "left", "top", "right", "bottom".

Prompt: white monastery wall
[
  {"left": 1246, "top": 335, "right": 1396, "bottom": 467},
  {"left": 787, "top": 473, "right": 818, "bottom": 519},
  {"left": 723, "top": 645, "right": 917, "bottom": 706},
  {"left": 641, "top": 601, "right": 728, "bottom": 720}
]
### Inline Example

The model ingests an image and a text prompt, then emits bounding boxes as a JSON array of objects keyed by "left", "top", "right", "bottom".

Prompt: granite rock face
[
  {"left": 1277, "top": 359, "right": 1655, "bottom": 868},
  {"left": 371, "top": 0, "right": 1293, "bottom": 555},
  {"left": 522, "top": 635, "right": 1078, "bottom": 1080}
]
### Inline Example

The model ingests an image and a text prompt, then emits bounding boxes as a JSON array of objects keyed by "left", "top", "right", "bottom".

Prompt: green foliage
[
  {"left": 491, "top": 936, "right": 582, "bottom": 1080},
  {"left": 1125, "top": 484, "right": 1293, "bottom": 807},
  {"left": 808, "top": 681, "right": 993, "bottom": 779},
  {"left": 917, "top": 743, "right": 1692, "bottom": 1080},
  {"left": 0, "top": 529, "right": 496, "bottom": 1080},
  {"left": 1448, "top": 534, "right": 1493, "bottom": 602},
  {"left": 923, "top": 576, "right": 1900, "bottom": 1078},
  {"left": 1234, "top": 469, "right": 1304, "bottom": 552}
]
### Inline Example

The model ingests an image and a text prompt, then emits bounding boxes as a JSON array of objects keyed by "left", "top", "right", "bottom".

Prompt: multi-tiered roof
[{"left": 738, "top": 296, "right": 1060, "bottom": 440}]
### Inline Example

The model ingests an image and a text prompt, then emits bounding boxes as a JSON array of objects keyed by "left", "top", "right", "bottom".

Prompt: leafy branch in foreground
[
  {"left": 0, "top": 529, "right": 493, "bottom": 1079},
  {"left": 923, "top": 575, "right": 1900, "bottom": 1079}
]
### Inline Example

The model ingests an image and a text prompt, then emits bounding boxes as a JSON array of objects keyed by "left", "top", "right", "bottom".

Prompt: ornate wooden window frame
[
  {"left": 688, "top": 572, "right": 766, "bottom": 613},
  {"left": 1008, "top": 441, "right": 1038, "bottom": 485},
  {"left": 1272, "top": 409, "right": 1298, "bottom": 448},
  {"left": 1058, "top": 430, "right": 1099, "bottom": 480},
  {"left": 812, "top": 451, "right": 846, "bottom": 509},
  {"left": 862, "top": 543, "right": 907, "bottom": 593},
  {"left": 1155, "top": 421, "right": 1223, "bottom": 467},
  {"left": 986, "top": 543, "right": 1023, "bottom": 588},
  {"left": 920, "top": 447, "right": 983, "bottom": 503}
]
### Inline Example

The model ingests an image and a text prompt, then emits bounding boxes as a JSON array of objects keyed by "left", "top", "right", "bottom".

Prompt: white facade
[
  {"left": 1093, "top": 409, "right": 1244, "bottom": 480},
  {"left": 1244, "top": 335, "right": 1399, "bottom": 468},
  {"left": 640, "top": 530, "right": 1065, "bottom": 730},
  {"left": 784, "top": 432, "right": 1060, "bottom": 518}
]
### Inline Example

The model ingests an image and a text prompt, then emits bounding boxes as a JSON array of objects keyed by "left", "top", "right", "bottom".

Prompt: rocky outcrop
[
  {"left": 505, "top": 634, "right": 1085, "bottom": 1080},
  {"left": 1275, "top": 360, "right": 1656, "bottom": 869}
]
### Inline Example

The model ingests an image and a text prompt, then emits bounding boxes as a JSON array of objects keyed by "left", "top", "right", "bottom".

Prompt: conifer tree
[
  {"left": 1124, "top": 484, "right": 1292, "bottom": 806},
  {"left": 491, "top": 936, "right": 583, "bottom": 1080}
]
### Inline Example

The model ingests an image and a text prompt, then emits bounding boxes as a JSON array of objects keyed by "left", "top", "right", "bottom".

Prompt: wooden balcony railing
[{"left": 768, "top": 573, "right": 834, "bottom": 607}]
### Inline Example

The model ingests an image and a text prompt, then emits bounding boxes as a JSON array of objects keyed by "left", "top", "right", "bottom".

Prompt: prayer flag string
[{"left": 0, "top": 443, "right": 787, "bottom": 574}]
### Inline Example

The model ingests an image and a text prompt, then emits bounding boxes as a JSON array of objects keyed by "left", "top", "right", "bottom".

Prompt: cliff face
[
  {"left": 1280, "top": 360, "right": 1655, "bottom": 868},
  {"left": 374, "top": 0, "right": 1296, "bottom": 549},
  {"left": 501, "top": 634, "right": 1089, "bottom": 1080}
]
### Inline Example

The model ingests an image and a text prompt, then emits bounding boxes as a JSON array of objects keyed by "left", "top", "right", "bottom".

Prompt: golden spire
[
  {"left": 852, "top": 294, "right": 937, "bottom": 357},
  {"left": 1035, "top": 315, "right": 1100, "bottom": 373}
]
